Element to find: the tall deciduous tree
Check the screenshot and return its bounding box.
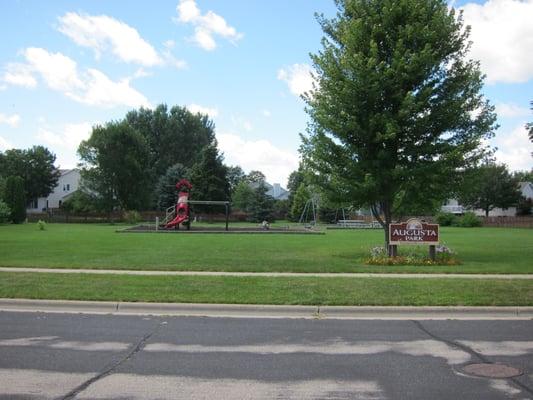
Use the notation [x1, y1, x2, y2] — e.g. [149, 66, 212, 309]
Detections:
[78, 122, 151, 212]
[0, 146, 60, 201]
[125, 104, 215, 179]
[459, 162, 522, 217]
[302, 0, 497, 251]
[226, 165, 246, 195]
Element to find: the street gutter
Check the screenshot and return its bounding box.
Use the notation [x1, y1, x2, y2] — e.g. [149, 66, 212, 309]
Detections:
[1, 299, 532, 320]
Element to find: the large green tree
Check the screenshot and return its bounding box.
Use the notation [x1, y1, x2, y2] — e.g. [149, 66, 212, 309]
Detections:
[125, 104, 216, 179]
[302, 0, 497, 250]
[232, 180, 255, 212]
[458, 162, 522, 217]
[189, 144, 230, 213]
[0, 146, 60, 201]
[78, 122, 151, 212]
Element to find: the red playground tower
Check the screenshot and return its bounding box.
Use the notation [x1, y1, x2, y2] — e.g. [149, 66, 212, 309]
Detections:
[163, 179, 192, 230]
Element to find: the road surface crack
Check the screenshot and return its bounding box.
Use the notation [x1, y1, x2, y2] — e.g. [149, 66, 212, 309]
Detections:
[58, 320, 165, 400]
[411, 320, 533, 397]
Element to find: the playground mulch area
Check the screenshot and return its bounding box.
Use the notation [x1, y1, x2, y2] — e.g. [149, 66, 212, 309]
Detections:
[120, 224, 325, 235]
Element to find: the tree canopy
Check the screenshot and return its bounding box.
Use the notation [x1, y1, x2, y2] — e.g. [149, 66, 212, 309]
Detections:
[301, 0, 497, 249]
[125, 104, 216, 179]
[0, 146, 60, 201]
[78, 121, 151, 212]
[458, 162, 522, 217]
[189, 144, 230, 212]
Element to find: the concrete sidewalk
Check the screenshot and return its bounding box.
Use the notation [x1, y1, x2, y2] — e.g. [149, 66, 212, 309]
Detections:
[1, 267, 533, 279]
[1, 299, 533, 320]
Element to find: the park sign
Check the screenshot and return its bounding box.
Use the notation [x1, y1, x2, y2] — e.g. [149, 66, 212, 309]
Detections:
[389, 218, 439, 245]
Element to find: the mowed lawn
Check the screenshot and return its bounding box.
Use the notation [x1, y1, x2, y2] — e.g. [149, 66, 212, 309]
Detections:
[0, 223, 532, 273]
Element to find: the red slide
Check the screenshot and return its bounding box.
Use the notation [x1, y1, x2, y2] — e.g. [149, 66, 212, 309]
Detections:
[164, 179, 192, 229]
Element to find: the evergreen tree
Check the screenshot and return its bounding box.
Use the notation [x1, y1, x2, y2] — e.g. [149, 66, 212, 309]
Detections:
[249, 181, 275, 222]
[189, 144, 230, 213]
[302, 0, 497, 251]
[4, 176, 26, 224]
[155, 163, 191, 210]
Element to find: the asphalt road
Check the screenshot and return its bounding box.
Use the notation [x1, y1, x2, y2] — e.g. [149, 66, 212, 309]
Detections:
[0, 311, 532, 399]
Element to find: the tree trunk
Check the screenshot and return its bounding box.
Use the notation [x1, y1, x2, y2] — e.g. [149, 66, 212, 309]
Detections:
[485, 208, 489, 217]
[372, 201, 393, 256]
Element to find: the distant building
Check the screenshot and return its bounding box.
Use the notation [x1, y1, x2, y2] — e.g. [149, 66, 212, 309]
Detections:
[441, 181, 533, 217]
[267, 183, 289, 200]
[27, 169, 80, 212]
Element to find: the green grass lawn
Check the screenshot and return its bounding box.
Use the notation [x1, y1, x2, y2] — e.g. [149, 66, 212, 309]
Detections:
[0, 223, 531, 273]
[0, 272, 531, 306]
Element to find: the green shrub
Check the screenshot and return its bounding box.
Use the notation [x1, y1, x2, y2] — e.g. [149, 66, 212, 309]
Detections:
[0, 201, 10, 224]
[457, 212, 482, 227]
[37, 220, 46, 231]
[124, 210, 142, 224]
[435, 212, 457, 226]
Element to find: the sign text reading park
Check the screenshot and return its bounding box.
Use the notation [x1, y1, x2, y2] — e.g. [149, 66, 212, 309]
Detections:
[389, 218, 439, 245]
[389, 218, 440, 259]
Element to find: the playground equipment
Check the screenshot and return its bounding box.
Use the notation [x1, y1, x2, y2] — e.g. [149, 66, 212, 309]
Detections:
[161, 179, 231, 231]
[299, 197, 319, 227]
[163, 179, 192, 230]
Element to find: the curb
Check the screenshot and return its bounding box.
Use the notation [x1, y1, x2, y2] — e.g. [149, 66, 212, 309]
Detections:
[1, 299, 533, 320]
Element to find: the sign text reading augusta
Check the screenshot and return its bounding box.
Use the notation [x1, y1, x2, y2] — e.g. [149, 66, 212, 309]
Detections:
[389, 218, 439, 245]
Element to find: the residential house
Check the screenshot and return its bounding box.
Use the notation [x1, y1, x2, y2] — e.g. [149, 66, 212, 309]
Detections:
[441, 181, 533, 217]
[26, 169, 80, 212]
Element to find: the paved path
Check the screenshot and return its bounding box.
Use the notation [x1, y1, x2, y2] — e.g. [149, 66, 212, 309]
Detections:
[1, 267, 533, 279]
[1, 311, 532, 399]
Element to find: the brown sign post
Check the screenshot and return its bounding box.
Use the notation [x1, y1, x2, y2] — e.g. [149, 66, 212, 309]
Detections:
[389, 218, 439, 259]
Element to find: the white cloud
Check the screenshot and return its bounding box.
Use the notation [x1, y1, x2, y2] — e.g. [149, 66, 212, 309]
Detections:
[231, 115, 253, 132]
[36, 122, 93, 168]
[24, 47, 85, 93]
[2, 63, 37, 88]
[36, 122, 92, 150]
[5, 48, 150, 108]
[492, 124, 533, 171]
[217, 132, 299, 186]
[460, 0, 533, 83]
[0, 113, 20, 127]
[262, 109, 271, 117]
[0, 135, 13, 151]
[57, 12, 162, 66]
[69, 69, 150, 108]
[495, 102, 531, 118]
[163, 39, 176, 49]
[176, 0, 243, 51]
[187, 103, 218, 118]
[277, 63, 315, 97]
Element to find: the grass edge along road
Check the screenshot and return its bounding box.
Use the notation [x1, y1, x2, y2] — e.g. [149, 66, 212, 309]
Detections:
[1, 272, 532, 306]
[0, 223, 532, 274]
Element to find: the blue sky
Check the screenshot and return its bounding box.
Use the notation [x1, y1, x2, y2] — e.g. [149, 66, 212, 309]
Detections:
[0, 0, 532, 186]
